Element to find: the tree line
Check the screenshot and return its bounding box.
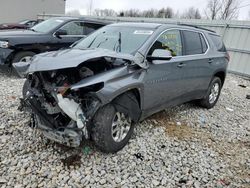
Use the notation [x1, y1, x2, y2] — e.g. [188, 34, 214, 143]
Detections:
[67, 0, 242, 20]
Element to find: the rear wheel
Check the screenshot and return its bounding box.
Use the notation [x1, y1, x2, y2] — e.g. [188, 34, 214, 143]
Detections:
[92, 103, 135, 153]
[199, 77, 222, 109]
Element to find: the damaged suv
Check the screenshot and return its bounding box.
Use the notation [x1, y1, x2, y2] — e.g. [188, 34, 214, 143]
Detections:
[14, 23, 229, 153]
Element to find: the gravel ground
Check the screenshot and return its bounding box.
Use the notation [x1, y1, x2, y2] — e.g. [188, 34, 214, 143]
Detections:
[0, 68, 249, 188]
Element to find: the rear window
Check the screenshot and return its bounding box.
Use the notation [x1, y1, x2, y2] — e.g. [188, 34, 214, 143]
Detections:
[182, 31, 203, 55]
[209, 34, 226, 52]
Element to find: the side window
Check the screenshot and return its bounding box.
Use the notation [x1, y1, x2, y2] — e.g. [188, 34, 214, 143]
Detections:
[60, 21, 85, 35]
[200, 33, 208, 53]
[182, 31, 203, 55]
[148, 30, 182, 56]
[83, 23, 103, 35]
[209, 34, 226, 52]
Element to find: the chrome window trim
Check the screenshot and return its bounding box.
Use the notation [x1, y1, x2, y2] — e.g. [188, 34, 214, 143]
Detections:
[146, 28, 210, 59]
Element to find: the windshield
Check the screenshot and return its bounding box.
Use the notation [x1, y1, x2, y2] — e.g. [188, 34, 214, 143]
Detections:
[31, 18, 64, 33]
[74, 26, 155, 54]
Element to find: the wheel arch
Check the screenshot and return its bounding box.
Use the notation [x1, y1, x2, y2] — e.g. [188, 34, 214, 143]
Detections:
[213, 71, 226, 86]
[111, 88, 143, 122]
[9, 48, 40, 63]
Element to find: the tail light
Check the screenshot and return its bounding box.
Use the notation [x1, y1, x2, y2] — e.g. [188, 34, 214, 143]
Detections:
[226, 52, 230, 62]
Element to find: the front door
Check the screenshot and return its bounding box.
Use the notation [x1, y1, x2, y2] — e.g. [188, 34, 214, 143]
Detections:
[143, 29, 187, 112]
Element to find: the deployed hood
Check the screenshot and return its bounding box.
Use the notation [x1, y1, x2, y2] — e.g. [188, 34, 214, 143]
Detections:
[26, 48, 146, 73]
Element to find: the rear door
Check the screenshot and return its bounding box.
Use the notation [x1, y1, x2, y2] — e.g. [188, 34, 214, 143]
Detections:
[179, 30, 212, 98]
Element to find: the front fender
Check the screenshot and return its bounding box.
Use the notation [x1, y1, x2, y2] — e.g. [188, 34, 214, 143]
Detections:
[71, 66, 128, 90]
[70, 66, 146, 109]
[95, 70, 145, 108]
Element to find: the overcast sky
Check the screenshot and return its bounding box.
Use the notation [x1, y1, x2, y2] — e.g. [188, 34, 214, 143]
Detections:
[66, 0, 250, 20]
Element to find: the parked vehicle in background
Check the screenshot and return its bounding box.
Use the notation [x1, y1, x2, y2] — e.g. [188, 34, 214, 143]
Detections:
[0, 17, 108, 66]
[14, 23, 229, 153]
[0, 19, 42, 30]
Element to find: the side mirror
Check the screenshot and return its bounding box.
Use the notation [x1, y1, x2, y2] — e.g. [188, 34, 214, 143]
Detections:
[54, 29, 67, 38]
[147, 49, 172, 62]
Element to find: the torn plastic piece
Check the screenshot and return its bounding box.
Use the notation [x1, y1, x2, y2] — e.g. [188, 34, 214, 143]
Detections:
[218, 179, 231, 186]
[226, 107, 234, 112]
[57, 94, 85, 129]
[238, 84, 247, 88]
[176, 122, 181, 126]
[199, 114, 207, 126]
[82, 146, 91, 155]
[179, 179, 187, 184]
[134, 153, 144, 161]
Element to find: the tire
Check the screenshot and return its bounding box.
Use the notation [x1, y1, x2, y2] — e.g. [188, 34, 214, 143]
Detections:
[12, 51, 36, 63]
[22, 79, 30, 98]
[92, 103, 135, 153]
[199, 77, 222, 109]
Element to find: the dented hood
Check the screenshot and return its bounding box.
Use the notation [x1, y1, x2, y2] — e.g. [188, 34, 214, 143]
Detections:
[24, 48, 146, 73]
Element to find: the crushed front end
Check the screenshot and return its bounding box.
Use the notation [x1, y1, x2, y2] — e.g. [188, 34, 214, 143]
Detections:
[20, 67, 102, 147]
[14, 48, 142, 148]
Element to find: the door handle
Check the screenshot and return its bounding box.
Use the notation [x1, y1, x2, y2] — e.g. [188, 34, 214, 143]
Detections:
[208, 59, 213, 64]
[177, 63, 186, 68]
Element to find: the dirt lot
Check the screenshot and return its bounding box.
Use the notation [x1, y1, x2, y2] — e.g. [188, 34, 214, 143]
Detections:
[0, 68, 249, 188]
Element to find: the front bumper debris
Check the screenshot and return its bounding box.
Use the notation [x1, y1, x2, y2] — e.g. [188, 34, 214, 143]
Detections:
[42, 127, 82, 147]
[19, 92, 87, 148]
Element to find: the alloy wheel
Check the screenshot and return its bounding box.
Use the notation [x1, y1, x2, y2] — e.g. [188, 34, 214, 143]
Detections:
[209, 82, 220, 104]
[111, 112, 131, 142]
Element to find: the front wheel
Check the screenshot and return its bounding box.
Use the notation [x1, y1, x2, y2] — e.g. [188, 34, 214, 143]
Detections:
[199, 77, 222, 109]
[91, 104, 134, 153]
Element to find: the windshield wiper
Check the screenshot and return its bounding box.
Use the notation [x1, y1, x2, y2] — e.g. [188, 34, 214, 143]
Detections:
[113, 32, 122, 52]
[118, 32, 121, 52]
[88, 31, 106, 48]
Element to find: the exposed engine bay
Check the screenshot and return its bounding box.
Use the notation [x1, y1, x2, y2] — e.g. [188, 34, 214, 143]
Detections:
[20, 57, 132, 147]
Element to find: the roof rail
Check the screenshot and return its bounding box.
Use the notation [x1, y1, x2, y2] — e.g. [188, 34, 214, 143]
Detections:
[177, 23, 216, 33]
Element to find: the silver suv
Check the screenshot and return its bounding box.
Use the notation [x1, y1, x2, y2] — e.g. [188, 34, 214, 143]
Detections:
[14, 22, 229, 153]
